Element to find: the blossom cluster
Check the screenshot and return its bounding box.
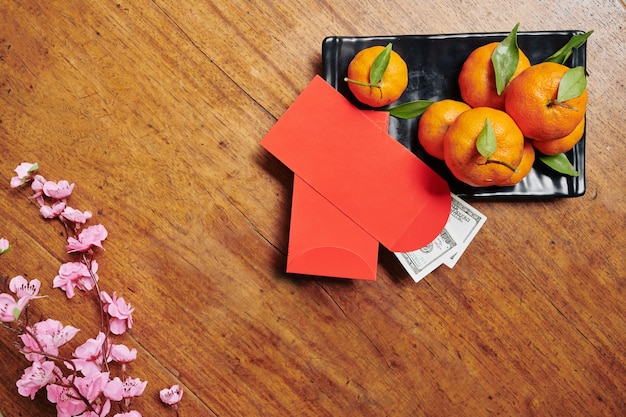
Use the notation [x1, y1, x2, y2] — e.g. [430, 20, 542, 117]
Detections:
[1, 163, 182, 416]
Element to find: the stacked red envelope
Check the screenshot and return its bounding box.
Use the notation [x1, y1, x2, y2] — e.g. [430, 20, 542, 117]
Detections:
[261, 76, 452, 280]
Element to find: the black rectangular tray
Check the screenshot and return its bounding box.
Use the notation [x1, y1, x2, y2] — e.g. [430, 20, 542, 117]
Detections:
[322, 31, 587, 199]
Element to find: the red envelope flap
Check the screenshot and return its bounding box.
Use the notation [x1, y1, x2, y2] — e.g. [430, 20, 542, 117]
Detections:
[287, 246, 377, 280]
[261, 76, 451, 252]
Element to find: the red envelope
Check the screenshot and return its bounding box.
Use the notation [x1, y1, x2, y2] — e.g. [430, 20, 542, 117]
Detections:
[261, 75, 451, 253]
[288, 175, 379, 280]
[286, 111, 389, 281]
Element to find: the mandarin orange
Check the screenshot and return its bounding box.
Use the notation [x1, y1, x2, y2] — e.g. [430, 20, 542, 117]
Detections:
[504, 62, 588, 141]
[418, 99, 471, 160]
[458, 42, 531, 110]
[443, 107, 524, 187]
[531, 118, 585, 155]
[345, 44, 408, 108]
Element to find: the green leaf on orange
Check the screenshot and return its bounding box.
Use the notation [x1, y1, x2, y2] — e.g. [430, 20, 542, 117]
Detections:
[538, 153, 580, 176]
[557, 66, 587, 103]
[544, 31, 593, 64]
[492, 23, 521, 95]
[476, 118, 497, 158]
[369, 43, 392, 86]
[387, 100, 434, 119]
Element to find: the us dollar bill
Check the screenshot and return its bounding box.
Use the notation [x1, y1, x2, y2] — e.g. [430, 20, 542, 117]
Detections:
[395, 193, 486, 282]
[395, 228, 459, 282]
[443, 194, 487, 268]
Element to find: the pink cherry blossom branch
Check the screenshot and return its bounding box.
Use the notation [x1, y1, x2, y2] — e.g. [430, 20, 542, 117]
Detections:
[4, 162, 183, 416]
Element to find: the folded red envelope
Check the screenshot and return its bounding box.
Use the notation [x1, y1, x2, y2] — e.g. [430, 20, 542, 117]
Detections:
[286, 110, 389, 280]
[261, 75, 451, 253]
[288, 175, 379, 280]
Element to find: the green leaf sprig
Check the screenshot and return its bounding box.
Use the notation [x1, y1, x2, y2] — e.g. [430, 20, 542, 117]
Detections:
[369, 43, 392, 86]
[476, 118, 518, 172]
[557, 66, 587, 103]
[544, 31, 593, 64]
[538, 153, 580, 176]
[492, 23, 521, 95]
[344, 43, 393, 90]
[476, 118, 497, 158]
[386, 100, 434, 119]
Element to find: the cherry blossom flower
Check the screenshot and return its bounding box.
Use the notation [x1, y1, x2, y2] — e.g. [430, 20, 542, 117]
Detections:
[0, 237, 11, 254]
[9, 275, 42, 299]
[100, 291, 134, 335]
[0, 292, 29, 322]
[160, 384, 183, 405]
[76, 371, 110, 403]
[104, 376, 147, 402]
[66, 224, 108, 253]
[20, 319, 80, 362]
[53, 260, 99, 298]
[29, 174, 47, 205]
[10, 162, 38, 188]
[110, 343, 137, 364]
[16, 360, 59, 399]
[62, 206, 93, 224]
[0, 293, 17, 322]
[46, 378, 88, 417]
[40, 199, 67, 219]
[103, 376, 124, 401]
[72, 332, 107, 376]
[43, 179, 75, 199]
[121, 377, 147, 398]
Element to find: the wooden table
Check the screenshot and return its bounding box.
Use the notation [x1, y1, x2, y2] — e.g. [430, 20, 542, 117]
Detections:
[1, 1, 624, 416]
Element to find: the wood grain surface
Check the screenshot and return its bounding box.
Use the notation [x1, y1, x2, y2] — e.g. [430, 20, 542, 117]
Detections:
[0, 1, 624, 416]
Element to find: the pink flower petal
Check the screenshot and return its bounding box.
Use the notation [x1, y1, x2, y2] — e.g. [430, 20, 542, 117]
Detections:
[160, 384, 183, 405]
